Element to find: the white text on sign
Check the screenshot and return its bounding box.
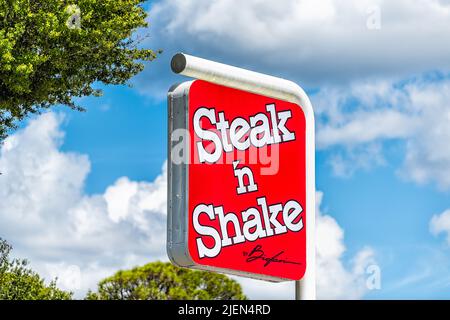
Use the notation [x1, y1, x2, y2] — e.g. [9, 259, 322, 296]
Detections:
[194, 104, 296, 163]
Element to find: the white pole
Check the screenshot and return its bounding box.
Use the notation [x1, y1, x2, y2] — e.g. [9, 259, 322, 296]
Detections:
[171, 53, 316, 300]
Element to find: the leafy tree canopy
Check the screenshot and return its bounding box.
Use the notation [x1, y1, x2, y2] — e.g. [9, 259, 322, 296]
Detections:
[86, 261, 247, 300]
[0, 0, 158, 141]
[0, 237, 72, 300]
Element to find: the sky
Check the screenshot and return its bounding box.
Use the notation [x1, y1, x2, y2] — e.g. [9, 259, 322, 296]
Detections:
[2, 0, 450, 299]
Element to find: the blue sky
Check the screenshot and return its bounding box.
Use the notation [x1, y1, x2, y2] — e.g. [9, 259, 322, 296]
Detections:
[61, 85, 167, 194]
[2, 0, 450, 299]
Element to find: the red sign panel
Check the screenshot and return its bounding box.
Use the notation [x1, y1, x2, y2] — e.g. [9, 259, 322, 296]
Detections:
[168, 79, 307, 281]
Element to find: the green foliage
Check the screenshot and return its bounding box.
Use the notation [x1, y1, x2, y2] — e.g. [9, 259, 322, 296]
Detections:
[86, 261, 247, 300]
[0, 0, 158, 141]
[0, 237, 72, 300]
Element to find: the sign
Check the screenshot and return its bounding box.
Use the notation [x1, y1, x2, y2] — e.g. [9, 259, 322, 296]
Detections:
[167, 79, 308, 281]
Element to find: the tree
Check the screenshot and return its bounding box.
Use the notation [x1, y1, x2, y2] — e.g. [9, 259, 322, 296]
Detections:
[86, 261, 247, 300]
[0, 237, 72, 300]
[0, 0, 159, 141]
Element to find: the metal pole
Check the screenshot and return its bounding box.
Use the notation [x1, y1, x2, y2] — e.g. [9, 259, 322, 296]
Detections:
[296, 281, 302, 300]
[171, 53, 316, 300]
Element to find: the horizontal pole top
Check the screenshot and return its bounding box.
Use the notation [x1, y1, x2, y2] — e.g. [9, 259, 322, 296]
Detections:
[170, 52, 314, 121]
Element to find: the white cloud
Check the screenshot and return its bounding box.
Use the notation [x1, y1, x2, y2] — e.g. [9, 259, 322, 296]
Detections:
[312, 78, 419, 148]
[328, 143, 385, 178]
[0, 113, 167, 297]
[430, 209, 450, 245]
[316, 192, 376, 299]
[139, 0, 450, 96]
[317, 110, 418, 148]
[401, 80, 450, 190]
[45, 263, 82, 292]
[237, 192, 376, 300]
[0, 113, 374, 299]
[311, 74, 450, 188]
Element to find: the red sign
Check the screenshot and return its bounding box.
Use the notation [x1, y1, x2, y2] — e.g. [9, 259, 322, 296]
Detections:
[168, 80, 307, 281]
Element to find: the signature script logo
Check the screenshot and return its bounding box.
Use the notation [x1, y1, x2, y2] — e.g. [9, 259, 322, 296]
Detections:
[243, 245, 301, 267]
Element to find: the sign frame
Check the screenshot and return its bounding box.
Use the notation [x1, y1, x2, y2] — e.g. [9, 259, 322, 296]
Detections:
[166, 53, 316, 299]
